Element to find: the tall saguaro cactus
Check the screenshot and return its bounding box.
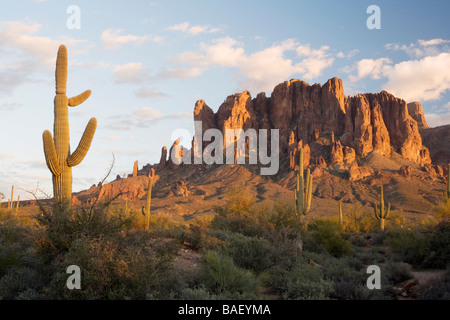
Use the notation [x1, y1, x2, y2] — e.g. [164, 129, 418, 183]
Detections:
[43, 44, 97, 204]
[142, 168, 155, 230]
[339, 200, 343, 225]
[295, 147, 312, 217]
[373, 186, 390, 231]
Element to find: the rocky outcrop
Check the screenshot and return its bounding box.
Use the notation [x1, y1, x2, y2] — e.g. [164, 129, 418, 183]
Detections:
[165, 77, 431, 172]
[420, 125, 450, 165]
[159, 146, 168, 169]
[348, 163, 373, 181]
[399, 165, 412, 178]
[171, 180, 189, 197]
[407, 102, 429, 129]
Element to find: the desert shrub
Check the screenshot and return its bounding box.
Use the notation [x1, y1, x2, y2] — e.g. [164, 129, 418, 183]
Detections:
[0, 266, 44, 300]
[353, 246, 387, 265]
[197, 250, 258, 296]
[265, 264, 333, 300]
[383, 261, 412, 284]
[0, 210, 50, 299]
[386, 221, 450, 268]
[221, 233, 274, 273]
[45, 231, 178, 299]
[386, 210, 406, 230]
[434, 197, 450, 222]
[35, 201, 131, 260]
[0, 212, 35, 276]
[268, 202, 304, 231]
[341, 204, 378, 233]
[307, 219, 353, 257]
[419, 267, 450, 300]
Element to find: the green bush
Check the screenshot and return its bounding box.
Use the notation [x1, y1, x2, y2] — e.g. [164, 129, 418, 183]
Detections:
[386, 221, 450, 268]
[198, 250, 258, 296]
[383, 261, 412, 284]
[265, 264, 333, 300]
[308, 219, 353, 257]
[341, 204, 378, 233]
[221, 233, 274, 274]
[45, 232, 178, 299]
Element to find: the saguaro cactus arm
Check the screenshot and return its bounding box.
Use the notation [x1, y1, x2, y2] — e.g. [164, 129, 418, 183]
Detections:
[43, 130, 61, 176]
[68, 90, 92, 107]
[67, 117, 97, 167]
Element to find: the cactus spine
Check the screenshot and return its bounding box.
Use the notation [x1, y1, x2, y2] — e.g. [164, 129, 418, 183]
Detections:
[373, 186, 390, 231]
[142, 168, 155, 230]
[43, 45, 97, 204]
[295, 147, 312, 216]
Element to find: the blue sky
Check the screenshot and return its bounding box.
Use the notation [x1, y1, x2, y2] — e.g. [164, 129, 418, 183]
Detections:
[0, 0, 449, 200]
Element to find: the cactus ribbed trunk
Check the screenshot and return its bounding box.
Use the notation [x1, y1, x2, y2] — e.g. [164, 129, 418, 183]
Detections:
[43, 45, 96, 205]
[295, 147, 312, 217]
[373, 186, 390, 231]
[142, 168, 155, 230]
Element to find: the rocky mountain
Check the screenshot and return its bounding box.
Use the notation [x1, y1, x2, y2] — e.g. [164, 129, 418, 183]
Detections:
[184, 77, 431, 170]
[72, 77, 449, 220]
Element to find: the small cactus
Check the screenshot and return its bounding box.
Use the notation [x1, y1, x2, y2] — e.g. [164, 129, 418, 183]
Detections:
[15, 195, 20, 213]
[373, 186, 390, 231]
[8, 185, 13, 210]
[133, 160, 138, 177]
[141, 168, 155, 230]
[42, 44, 97, 204]
[445, 164, 450, 199]
[295, 147, 312, 217]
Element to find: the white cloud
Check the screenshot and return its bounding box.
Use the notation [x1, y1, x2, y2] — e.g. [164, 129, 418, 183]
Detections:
[337, 49, 359, 59]
[384, 53, 450, 101]
[345, 52, 450, 102]
[134, 87, 168, 99]
[101, 28, 163, 50]
[106, 107, 190, 131]
[167, 22, 221, 35]
[385, 38, 449, 59]
[418, 39, 450, 47]
[0, 20, 84, 92]
[166, 37, 334, 93]
[133, 107, 164, 120]
[347, 57, 393, 82]
[112, 63, 149, 83]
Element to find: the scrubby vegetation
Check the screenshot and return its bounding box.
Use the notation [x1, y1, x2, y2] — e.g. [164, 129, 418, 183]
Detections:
[0, 187, 449, 300]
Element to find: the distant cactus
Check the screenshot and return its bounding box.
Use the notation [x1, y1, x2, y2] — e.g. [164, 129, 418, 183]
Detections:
[8, 185, 13, 210]
[42, 45, 97, 204]
[142, 168, 155, 230]
[339, 200, 343, 225]
[133, 160, 138, 177]
[446, 164, 450, 199]
[295, 147, 312, 217]
[15, 195, 20, 213]
[373, 186, 390, 231]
